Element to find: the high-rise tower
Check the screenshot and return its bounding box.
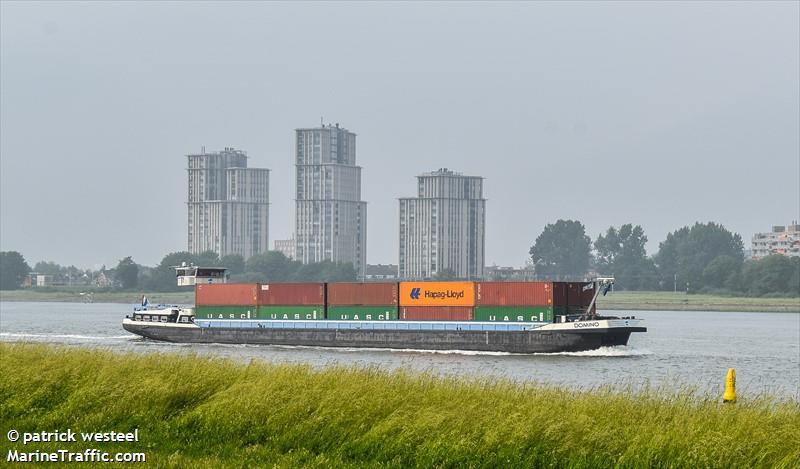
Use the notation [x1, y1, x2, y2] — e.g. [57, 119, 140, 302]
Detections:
[294, 124, 367, 276]
[399, 168, 485, 279]
[187, 147, 269, 259]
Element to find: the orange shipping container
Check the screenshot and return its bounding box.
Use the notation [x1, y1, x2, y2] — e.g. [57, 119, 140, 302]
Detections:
[399, 281, 475, 307]
[196, 283, 259, 306]
[476, 282, 552, 306]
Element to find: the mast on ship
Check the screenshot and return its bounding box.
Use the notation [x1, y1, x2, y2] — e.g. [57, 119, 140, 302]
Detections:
[584, 277, 615, 320]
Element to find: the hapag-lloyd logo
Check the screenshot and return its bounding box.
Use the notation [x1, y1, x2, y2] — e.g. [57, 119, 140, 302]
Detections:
[409, 288, 466, 301]
[426, 290, 465, 300]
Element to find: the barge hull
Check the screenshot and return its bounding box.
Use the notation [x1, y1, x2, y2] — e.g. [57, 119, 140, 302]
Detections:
[123, 321, 643, 353]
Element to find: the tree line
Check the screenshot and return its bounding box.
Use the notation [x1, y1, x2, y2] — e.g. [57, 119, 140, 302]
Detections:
[529, 220, 799, 296]
[2, 220, 798, 296]
[0, 250, 357, 292]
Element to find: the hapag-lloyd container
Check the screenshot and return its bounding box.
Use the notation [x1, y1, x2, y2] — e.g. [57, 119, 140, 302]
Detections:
[475, 282, 552, 306]
[400, 306, 473, 321]
[473, 306, 553, 323]
[327, 283, 398, 306]
[327, 305, 399, 321]
[399, 282, 475, 307]
[196, 283, 258, 306]
[258, 283, 325, 305]
[195, 305, 258, 320]
[257, 305, 324, 320]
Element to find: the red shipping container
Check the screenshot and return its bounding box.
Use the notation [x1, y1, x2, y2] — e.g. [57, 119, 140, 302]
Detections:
[258, 283, 325, 305]
[327, 282, 398, 306]
[552, 282, 568, 308]
[196, 283, 258, 306]
[567, 282, 595, 306]
[400, 306, 473, 321]
[475, 282, 552, 306]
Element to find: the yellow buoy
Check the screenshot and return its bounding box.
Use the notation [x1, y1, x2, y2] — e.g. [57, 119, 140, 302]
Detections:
[723, 368, 736, 403]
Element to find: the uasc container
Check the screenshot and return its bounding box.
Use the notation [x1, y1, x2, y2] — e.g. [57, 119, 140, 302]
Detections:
[475, 282, 552, 306]
[258, 283, 325, 306]
[399, 281, 475, 307]
[400, 306, 473, 321]
[194, 305, 258, 320]
[327, 305, 398, 321]
[473, 306, 553, 323]
[327, 283, 398, 306]
[196, 283, 258, 306]
[257, 305, 324, 320]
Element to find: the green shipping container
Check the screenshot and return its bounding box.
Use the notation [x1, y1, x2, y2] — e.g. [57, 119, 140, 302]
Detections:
[257, 305, 325, 320]
[473, 306, 553, 323]
[195, 305, 258, 320]
[327, 305, 398, 321]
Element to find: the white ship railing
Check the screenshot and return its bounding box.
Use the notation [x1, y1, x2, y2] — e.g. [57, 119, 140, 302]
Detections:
[194, 319, 550, 332]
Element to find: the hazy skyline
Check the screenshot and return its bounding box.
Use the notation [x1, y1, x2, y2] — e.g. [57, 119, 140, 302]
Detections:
[1, 2, 798, 269]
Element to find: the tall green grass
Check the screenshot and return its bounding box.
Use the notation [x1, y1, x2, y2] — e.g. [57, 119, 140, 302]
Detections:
[1, 343, 798, 468]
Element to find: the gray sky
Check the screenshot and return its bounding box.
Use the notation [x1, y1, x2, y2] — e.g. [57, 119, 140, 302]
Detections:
[1, 1, 798, 269]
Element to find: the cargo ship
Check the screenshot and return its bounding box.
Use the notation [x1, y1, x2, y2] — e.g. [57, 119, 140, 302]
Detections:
[123, 266, 645, 353]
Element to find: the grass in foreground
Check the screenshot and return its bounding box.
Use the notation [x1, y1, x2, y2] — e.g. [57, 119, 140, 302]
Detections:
[1, 343, 798, 468]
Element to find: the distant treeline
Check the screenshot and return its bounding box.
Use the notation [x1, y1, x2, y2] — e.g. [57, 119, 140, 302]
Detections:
[529, 220, 799, 296]
[2, 220, 798, 296]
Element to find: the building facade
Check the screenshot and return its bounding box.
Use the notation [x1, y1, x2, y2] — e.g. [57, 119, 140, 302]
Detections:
[294, 124, 367, 276]
[365, 264, 399, 281]
[187, 147, 270, 259]
[484, 264, 536, 281]
[273, 237, 296, 260]
[399, 168, 485, 280]
[751, 222, 800, 259]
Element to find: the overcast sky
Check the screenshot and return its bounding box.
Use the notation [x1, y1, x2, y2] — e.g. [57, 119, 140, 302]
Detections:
[1, 2, 798, 269]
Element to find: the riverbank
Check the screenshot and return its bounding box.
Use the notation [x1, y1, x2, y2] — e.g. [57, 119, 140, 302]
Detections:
[598, 291, 800, 312]
[0, 343, 797, 468]
[2, 289, 797, 312]
[0, 289, 194, 304]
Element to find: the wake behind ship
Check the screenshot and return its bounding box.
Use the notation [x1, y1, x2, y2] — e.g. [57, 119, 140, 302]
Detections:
[123, 267, 645, 353]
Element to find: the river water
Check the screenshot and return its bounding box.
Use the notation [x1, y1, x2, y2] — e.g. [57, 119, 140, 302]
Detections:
[1, 301, 798, 399]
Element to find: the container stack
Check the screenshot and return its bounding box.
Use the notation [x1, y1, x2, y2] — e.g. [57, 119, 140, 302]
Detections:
[474, 282, 553, 322]
[195, 283, 259, 320]
[192, 280, 590, 323]
[552, 282, 596, 316]
[257, 283, 325, 320]
[399, 281, 475, 320]
[326, 283, 399, 320]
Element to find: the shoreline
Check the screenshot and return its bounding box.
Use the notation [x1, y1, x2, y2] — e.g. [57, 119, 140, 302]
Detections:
[1, 290, 797, 312]
[1, 343, 797, 468]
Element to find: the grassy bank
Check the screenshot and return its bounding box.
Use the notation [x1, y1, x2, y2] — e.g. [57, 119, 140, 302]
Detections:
[597, 291, 800, 312]
[2, 288, 798, 312]
[1, 344, 798, 468]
